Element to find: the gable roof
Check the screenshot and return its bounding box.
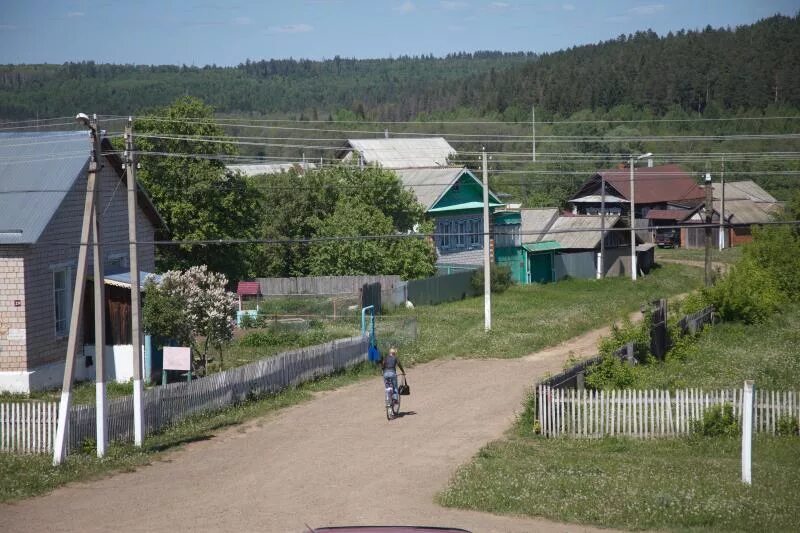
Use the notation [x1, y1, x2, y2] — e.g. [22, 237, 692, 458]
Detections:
[541, 215, 621, 249]
[228, 162, 316, 176]
[341, 137, 456, 169]
[714, 198, 774, 224]
[519, 208, 559, 243]
[392, 167, 502, 211]
[0, 131, 165, 245]
[712, 180, 777, 203]
[576, 164, 705, 205]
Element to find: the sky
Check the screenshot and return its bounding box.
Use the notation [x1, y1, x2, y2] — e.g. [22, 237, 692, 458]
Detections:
[0, 0, 797, 66]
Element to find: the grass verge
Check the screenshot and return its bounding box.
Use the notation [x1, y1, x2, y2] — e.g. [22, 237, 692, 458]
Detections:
[439, 434, 800, 532]
[656, 246, 743, 264]
[0, 361, 378, 503]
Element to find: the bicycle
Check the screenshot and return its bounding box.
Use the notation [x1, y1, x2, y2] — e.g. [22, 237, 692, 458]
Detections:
[384, 374, 401, 420]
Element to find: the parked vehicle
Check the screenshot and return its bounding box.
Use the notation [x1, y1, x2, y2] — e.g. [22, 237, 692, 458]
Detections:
[655, 229, 680, 248]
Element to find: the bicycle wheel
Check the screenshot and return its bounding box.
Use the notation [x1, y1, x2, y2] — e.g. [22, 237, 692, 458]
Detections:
[392, 394, 400, 417]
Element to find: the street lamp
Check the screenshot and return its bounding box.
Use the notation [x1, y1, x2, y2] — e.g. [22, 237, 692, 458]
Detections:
[629, 152, 652, 281]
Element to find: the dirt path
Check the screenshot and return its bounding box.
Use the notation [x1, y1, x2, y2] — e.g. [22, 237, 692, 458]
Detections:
[1, 323, 629, 533]
[657, 257, 730, 274]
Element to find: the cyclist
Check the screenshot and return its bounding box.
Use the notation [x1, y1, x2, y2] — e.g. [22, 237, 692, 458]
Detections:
[381, 347, 405, 399]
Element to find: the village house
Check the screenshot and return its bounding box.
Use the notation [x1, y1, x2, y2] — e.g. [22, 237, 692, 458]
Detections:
[0, 131, 164, 393]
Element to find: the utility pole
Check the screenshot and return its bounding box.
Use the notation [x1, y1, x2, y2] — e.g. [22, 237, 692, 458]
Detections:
[599, 176, 606, 279]
[92, 118, 108, 457]
[54, 113, 103, 465]
[125, 118, 145, 447]
[629, 157, 637, 281]
[531, 104, 536, 163]
[482, 148, 492, 332]
[719, 158, 726, 250]
[704, 172, 713, 287]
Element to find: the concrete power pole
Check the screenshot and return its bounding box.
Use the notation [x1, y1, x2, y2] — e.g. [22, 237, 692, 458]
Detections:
[599, 176, 606, 279]
[482, 148, 492, 332]
[704, 172, 713, 286]
[92, 120, 108, 457]
[125, 118, 145, 447]
[54, 113, 105, 465]
[719, 158, 726, 250]
[531, 104, 536, 163]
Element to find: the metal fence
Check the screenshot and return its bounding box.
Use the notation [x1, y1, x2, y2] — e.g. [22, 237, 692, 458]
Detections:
[538, 385, 800, 438]
[405, 269, 477, 306]
[256, 275, 401, 296]
[1, 336, 368, 454]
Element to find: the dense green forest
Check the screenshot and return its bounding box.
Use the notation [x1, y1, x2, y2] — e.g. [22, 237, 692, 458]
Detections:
[2, 14, 798, 206]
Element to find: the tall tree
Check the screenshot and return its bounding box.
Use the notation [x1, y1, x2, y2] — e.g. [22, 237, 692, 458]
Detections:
[134, 97, 263, 283]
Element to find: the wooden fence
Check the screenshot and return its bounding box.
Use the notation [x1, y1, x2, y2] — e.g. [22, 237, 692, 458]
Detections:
[537, 385, 800, 438]
[1, 336, 367, 454]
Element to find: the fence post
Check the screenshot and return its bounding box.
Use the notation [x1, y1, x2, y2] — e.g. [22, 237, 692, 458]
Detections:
[742, 380, 754, 485]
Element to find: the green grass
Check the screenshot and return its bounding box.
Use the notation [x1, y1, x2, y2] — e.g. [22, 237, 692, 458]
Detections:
[0, 361, 379, 503]
[656, 246, 743, 265]
[629, 303, 800, 390]
[439, 435, 800, 532]
[392, 263, 703, 364]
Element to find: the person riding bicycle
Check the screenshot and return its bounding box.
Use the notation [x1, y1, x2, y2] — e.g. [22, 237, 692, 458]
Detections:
[381, 347, 405, 398]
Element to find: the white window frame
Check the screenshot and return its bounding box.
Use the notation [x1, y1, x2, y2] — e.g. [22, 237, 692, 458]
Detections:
[52, 264, 75, 338]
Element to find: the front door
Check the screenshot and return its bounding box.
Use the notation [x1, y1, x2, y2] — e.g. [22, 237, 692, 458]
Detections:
[529, 253, 553, 284]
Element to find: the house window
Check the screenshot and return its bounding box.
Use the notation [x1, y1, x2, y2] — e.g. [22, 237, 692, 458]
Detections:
[53, 266, 74, 337]
[438, 216, 484, 252]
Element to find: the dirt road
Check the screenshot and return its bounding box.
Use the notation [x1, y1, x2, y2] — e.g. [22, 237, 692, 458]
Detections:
[1, 324, 623, 533]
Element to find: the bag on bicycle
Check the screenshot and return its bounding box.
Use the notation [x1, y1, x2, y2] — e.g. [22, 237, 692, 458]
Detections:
[398, 375, 410, 396]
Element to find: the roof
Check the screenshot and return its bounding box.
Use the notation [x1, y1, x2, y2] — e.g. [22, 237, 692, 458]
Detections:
[584, 164, 705, 205]
[104, 271, 160, 289]
[712, 180, 777, 203]
[519, 208, 559, 243]
[237, 281, 262, 296]
[714, 198, 773, 224]
[341, 137, 456, 169]
[392, 167, 502, 211]
[569, 194, 628, 203]
[0, 131, 165, 245]
[541, 215, 620, 249]
[228, 162, 316, 176]
[645, 209, 693, 221]
[522, 240, 561, 252]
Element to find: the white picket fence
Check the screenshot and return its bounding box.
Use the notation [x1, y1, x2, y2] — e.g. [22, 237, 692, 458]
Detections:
[537, 385, 800, 438]
[0, 336, 368, 454]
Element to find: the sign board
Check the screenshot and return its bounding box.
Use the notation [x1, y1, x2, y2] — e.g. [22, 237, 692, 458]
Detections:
[7, 329, 25, 341]
[163, 346, 191, 371]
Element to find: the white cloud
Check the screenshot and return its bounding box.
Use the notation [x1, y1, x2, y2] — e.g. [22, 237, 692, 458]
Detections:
[441, 0, 468, 10]
[66, 11, 85, 18]
[562, 3, 575, 11]
[629, 3, 664, 15]
[394, 1, 416, 13]
[266, 23, 314, 34]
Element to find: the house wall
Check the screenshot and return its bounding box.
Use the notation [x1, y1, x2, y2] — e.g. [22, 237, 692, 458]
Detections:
[11, 158, 157, 392]
[0, 248, 28, 376]
[434, 212, 486, 267]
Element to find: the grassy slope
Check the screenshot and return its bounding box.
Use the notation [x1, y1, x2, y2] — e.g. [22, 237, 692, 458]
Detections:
[656, 246, 743, 265]
[395, 263, 703, 364]
[439, 303, 800, 531]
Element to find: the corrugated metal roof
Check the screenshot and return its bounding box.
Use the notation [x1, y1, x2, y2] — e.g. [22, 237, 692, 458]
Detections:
[592, 164, 705, 204]
[522, 240, 561, 252]
[343, 137, 456, 169]
[237, 281, 262, 296]
[712, 180, 777, 203]
[228, 162, 316, 176]
[714, 199, 773, 224]
[392, 167, 501, 211]
[519, 208, 559, 243]
[104, 271, 159, 289]
[645, 209, 693, 220]
[0, 131, 90, 244]
[541, 215, 620, 249]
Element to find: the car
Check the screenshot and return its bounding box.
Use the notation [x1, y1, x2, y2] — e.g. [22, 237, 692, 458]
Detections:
[655, 229, 680, 248]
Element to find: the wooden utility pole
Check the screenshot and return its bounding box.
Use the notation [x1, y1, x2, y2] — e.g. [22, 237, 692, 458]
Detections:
[482, 148, 492, 332]
[125, 118, 145, 446]
[704, 172, 713, 286]
[54, 114, 103, 465]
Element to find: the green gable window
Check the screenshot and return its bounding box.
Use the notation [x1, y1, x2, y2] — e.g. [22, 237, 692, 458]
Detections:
[437, 216, 483, 252]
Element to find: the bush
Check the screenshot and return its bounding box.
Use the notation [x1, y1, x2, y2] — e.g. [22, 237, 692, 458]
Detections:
[743, 225, 800, 301]
[471, 264, 513, 293]
[691, 404, 739, 437]
[585, 353, 637, 389]
[239, 313, 256, 329]
[704, 258, 786, 324]
[777, 415, 799, 436]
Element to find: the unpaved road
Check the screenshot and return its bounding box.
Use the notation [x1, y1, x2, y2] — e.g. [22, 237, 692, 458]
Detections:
[2, 324, 625, 533]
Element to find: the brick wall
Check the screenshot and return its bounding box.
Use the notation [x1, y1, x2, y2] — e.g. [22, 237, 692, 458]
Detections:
[0, 248, 27, 371]
[23, 157, 157, 370]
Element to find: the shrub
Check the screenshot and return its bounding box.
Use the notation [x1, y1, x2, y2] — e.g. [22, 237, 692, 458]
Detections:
[598, 316, 651, 362]
[585, 353, 637, 390]
[704, 258, 786, 324]
[471, 264, 513, 293]
[777, 415, 799, 436]
[743, 225, 800, 301]
[691, 404, 739, 437]
[239, 314, 256, 329]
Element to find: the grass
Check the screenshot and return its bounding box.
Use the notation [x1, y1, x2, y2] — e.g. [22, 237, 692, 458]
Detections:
[392, 263, 703, 364]
[629, 303, 800, 390]
[0, 361, 379, 503]
[439, 434, 800, 532]
[656, 246, 743, 265]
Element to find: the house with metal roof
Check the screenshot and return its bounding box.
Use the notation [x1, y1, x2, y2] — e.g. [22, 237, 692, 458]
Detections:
[392, 167, 504, 270]
[0, 131, 164, 393]
[339, 137, 456, 169]
[494, 208, 561, 284]
[675, 196, 777, 249]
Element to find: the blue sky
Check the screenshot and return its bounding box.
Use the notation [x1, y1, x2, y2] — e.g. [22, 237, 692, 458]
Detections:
[0, 1, 797, 65]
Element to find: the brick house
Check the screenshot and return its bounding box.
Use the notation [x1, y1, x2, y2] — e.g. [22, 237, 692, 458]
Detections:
[0, 132, 163, 393]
